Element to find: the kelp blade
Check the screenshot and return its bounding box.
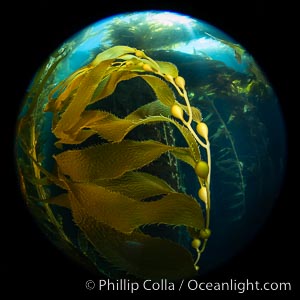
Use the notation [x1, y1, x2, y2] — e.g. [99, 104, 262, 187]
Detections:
[55, 140, 173, 181]
[53, 59, 113, 137]
[95, 171, 175, 200]
[67, 182, 204, 233]
[39, 46, 208, 279]
[71, 196, 197, 279]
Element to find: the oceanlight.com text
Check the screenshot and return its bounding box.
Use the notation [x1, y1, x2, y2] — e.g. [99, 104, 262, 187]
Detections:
[85, 278, 292, 294]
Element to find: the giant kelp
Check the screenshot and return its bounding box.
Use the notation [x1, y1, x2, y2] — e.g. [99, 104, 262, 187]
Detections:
[101, 14, 202, 51]
[192, 65, 272, 230]
[17, 46, 212, 279]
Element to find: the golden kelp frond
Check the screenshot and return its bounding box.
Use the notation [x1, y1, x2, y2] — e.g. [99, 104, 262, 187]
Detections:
[68, 182, 204, 233]
[67, 110, 112, 134]
[90, 71, 140, 104]
[53, 59, 114, 135]
[71, 199, 197, 279]
[49, 46, 196, 145]
[91, 45, 136, 66]
[156, 61, 179, 78]
[54, 109, 112, 145]
[53, 104, 203, 147]
[55, 111, 126, 145]
[171, 147, 196, 168]
[50, 48, 182, 138]
[89, 115, 134, 143]
[90, 99, 200, 155]
[95, 171, 175, 200]
[39, 46, 213, 276]
[90, 115, 174, 143]
[140, 75, 176, 107]
[53, 101, 168, 145]
[125, 100, 170, 120]
[55, 140, 173, 181]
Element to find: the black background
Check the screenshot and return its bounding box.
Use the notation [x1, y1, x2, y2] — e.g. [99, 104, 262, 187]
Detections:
[5, 0, 296, 297]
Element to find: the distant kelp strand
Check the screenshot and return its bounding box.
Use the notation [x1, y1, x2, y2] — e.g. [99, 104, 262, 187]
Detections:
[16, 47, 84, 259]
[207, 99, 246, 221]
[194, 70, 269, 223]
[18, 46, 213, 279]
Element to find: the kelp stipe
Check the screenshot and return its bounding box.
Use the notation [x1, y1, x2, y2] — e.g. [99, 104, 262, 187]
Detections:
[17, 46, 212, 279]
